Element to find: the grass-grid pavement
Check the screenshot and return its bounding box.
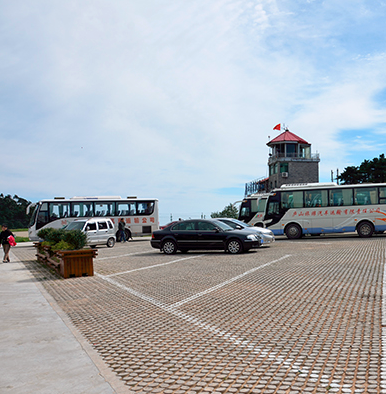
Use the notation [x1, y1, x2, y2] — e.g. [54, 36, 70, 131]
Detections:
[12, 236, 384, 393]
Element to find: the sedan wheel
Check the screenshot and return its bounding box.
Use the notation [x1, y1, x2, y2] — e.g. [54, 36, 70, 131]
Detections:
[162, 240, 177, 255]
[227, 239, 243, 254]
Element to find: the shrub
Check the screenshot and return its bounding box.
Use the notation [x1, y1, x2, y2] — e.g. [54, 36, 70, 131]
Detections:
[37, 228, 66, 244]
[63, 230, 87, 250]
[51, 241, 75, 251]
[37, 228, 53, 241]
[37, 228, 87, 250]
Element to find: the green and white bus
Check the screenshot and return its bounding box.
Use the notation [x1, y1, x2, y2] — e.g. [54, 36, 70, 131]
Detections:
[263, 183, 386, 239]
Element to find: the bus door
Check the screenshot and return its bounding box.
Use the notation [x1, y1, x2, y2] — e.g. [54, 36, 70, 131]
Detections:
[304, 190, 333, 234]
[264, 193, 283, 231]
[328, 189, 354, 232]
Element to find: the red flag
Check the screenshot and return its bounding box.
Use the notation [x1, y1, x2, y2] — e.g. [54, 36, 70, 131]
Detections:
[273, 124, 281, 130]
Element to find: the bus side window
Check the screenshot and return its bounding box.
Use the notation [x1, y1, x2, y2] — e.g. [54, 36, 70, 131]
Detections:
[354, 188, 377, 205]
[71, 203, 80, 217]
[379, 187, 386, 204]
[256, 198, 267, 212]
[282, 191, 303, 209]
[84, 203, 94, 217]
[129, 202, 137, 215]
[329, 189, 353, 206]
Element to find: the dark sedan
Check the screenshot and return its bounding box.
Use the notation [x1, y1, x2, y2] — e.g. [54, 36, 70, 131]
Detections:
[151, 219, 261, 254]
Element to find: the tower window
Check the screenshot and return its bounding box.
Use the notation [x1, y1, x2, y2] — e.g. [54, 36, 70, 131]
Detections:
[280, 163, 288, 173]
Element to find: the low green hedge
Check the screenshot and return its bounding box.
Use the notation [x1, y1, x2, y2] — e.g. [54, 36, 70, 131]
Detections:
[37, 228, 87, 250]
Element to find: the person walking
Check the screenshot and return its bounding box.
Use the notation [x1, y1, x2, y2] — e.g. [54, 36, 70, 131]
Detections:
[118, 219, 127, 243]
[1, 224, 14, 263]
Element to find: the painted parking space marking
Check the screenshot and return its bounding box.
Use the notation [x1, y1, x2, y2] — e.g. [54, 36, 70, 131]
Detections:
[170, 254, 292, 308]
[99, 254, 204, 277]
[96, 268, 349, 392]
[97, 251, 150, 260]
[286, 241, 333, 244]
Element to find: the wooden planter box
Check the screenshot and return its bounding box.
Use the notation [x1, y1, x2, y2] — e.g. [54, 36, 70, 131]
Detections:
[35, 244, 97, 279]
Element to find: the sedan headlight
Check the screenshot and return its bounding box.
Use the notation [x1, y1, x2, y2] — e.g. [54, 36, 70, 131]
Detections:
[247, 234, 259, 241]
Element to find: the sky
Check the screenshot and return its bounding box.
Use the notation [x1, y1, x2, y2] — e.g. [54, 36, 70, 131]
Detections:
[1, 0, 386, 225]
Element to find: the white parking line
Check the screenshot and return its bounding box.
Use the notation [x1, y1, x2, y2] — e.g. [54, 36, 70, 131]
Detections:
[97, 251, 150, 260]
[101, 254, 204, 277]
[96, 269, 347, 392]
[170, 255, 292, 308]
[285, 241, 333, 244]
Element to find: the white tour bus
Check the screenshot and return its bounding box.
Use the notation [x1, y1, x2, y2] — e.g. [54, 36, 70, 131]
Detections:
[238, 193, 270, 227]
[27, 196, 159, 241]
[263, 182, 386, 239]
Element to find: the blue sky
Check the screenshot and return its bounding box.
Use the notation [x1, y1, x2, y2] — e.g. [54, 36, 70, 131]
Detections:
[1, 0, 386, 224]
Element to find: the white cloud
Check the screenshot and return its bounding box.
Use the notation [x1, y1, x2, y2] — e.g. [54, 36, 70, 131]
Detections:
[1, 0, 386, 220]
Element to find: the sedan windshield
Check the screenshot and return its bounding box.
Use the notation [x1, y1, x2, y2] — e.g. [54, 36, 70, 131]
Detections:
[213, 221, 233, 231]
[231, 218, 252, 227]
[65, 221, 86, 231]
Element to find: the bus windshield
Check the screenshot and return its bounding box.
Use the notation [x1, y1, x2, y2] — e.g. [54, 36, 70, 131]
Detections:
[238, 195, 267, 226]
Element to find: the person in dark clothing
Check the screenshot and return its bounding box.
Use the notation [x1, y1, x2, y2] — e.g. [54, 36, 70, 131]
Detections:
[1, 224, 14, 263]
[118, 218, 127, 243]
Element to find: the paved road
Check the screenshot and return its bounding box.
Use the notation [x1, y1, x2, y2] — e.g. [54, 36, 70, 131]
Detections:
[7, 235, 385, 393]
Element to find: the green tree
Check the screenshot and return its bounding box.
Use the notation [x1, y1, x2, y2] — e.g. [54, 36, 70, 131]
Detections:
[211, 203, 238, 219]
[339, 154, 386, 185]
[0, 194, 32, 228]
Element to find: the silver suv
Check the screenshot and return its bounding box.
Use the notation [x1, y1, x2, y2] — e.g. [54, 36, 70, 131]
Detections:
[65, 218, 116, 248]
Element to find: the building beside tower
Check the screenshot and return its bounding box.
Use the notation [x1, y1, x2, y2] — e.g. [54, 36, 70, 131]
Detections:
[244, 126, 320, 196]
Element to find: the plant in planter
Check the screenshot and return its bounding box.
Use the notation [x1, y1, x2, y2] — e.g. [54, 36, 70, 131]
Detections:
[37, 228, 87, 250]
[35, 228, 96, 278]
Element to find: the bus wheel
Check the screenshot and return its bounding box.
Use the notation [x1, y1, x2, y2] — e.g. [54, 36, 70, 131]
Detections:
[357, 221, 374, 238]
[285, 223, 302, 239]
[115, 231, 122, 242]
[125, 229, 132, 240]
[254, 223, 264, 228]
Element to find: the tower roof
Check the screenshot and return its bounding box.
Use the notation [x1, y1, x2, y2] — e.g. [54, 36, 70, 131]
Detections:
[268, 130, 309, 145]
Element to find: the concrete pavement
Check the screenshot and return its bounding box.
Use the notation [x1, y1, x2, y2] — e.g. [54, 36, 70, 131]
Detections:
[0, 243, 128, 394]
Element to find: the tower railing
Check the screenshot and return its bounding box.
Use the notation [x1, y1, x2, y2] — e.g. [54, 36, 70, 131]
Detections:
[244, 177, 269, 196]
[268, 152, 320, 164]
